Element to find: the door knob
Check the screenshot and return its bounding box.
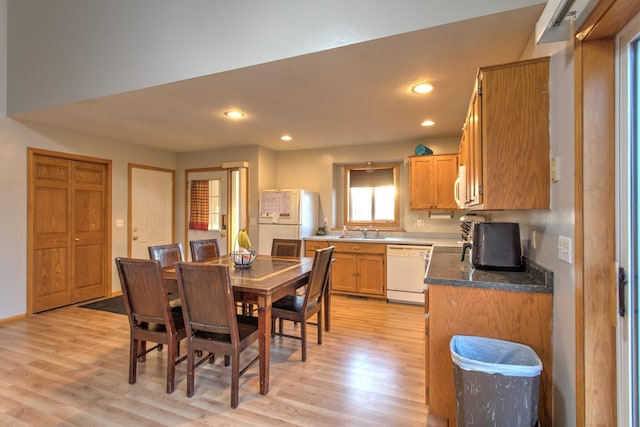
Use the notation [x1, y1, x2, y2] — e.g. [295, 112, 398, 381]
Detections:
[132, 236, 138, 241]
[133, 227, 138, 232]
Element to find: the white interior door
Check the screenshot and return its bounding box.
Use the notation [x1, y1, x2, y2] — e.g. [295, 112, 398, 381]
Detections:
[186, 170, 228, 258]
[130, 166, 175, 259]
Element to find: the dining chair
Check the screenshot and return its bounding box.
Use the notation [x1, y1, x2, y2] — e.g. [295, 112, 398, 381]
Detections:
[175, 262, 260, 408]
[189, 238, 220, 262]
[270, 238, 302, 258]
[148, 242, 185, 268]
[271, 245, 335, 361]
[115, 257, 188, 394]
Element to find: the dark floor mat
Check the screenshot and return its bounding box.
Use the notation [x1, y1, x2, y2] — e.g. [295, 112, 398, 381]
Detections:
[79, 296, 125, 315]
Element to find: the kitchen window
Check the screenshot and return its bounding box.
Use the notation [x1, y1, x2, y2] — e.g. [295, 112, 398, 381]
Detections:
[343, 163, 399, 227]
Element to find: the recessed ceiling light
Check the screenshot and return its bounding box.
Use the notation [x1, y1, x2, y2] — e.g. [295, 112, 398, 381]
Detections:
[412, 83, 434, 94]
[421, 120, 436, 127]
[224, 110, 245, 119]
[281, 135, 292, 141]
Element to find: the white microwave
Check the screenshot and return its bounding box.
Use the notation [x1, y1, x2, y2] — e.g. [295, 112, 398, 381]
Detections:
[454, 165, 467, 209]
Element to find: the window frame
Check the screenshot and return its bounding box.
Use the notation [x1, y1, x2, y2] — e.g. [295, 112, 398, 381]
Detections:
[343, 162, 400, 228]
[207, 178, 222, 231]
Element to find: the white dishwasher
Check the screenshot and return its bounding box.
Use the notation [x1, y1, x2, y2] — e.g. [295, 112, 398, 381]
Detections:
[386, 244, 432, 305]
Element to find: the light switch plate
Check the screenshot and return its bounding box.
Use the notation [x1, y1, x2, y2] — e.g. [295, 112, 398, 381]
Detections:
[558, 235, 572, 264]
[115, 219, 124, 227]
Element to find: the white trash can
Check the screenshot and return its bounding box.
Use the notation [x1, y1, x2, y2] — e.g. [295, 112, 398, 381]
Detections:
[450, 335, 542, 427]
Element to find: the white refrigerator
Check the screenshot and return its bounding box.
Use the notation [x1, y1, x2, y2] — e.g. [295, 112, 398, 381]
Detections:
[258, 189, 318, 255]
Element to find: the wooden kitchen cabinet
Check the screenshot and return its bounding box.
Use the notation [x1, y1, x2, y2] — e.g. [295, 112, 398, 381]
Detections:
[428, 285, 552, 427]
[331, 242, 386, 298]
[409, 154, 458, 210]
[459, 57, 550, 210]
[305, 240, 328, 257]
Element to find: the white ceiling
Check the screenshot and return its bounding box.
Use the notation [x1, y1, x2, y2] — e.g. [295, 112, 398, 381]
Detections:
[12, 5, 545, 153]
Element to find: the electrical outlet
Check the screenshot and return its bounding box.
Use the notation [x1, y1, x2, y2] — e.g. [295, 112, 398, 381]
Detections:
[530, 229, 537, 250]
[115, 219, 124, 227]
[417, 219, 425, 227]
[558, 235, 572, 264]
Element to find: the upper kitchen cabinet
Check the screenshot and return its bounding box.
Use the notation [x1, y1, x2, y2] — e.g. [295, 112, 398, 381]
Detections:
[409, 154, 458, 210]
[459, 57, 550, 210]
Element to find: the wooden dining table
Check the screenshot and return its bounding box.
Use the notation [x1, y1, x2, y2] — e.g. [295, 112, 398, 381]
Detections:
[162, 254, 318, 395]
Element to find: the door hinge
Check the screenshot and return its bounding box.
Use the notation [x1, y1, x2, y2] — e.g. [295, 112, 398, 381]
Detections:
[425, 326, 429, 336]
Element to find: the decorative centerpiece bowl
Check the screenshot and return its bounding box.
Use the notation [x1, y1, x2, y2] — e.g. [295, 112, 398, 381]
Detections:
[230, 250, 257, 268]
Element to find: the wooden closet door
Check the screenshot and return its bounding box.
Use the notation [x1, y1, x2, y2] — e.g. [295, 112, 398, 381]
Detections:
[30, 153, 109, 313]
[71, 160, 107, 303]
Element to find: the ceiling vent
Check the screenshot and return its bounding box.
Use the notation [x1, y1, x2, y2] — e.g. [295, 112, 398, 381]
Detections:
[535, 0, 597, 44]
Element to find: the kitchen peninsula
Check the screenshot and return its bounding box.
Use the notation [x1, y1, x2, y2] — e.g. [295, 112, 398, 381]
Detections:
[424, 246, 553, 426]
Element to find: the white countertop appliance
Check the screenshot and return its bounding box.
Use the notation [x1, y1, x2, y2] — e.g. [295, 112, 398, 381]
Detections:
[386, 244, 432, 305]
[258, 189, 318, 255]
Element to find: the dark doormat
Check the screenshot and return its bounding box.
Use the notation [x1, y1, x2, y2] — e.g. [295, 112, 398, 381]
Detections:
[79, 296, 125, 315]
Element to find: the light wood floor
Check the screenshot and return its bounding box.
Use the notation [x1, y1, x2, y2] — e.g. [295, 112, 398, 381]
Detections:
[0, 295, 446, 426]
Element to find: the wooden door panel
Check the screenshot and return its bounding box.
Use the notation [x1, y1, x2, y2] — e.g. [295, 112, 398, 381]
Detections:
[73, 243, 104, 301]
[357, 255, 384, 296]
[434, 155, 457, 209]
[410, 157, 435, 209]
[32, 156, 73, 312]
[331, 253, 357, 292]
[34, 187, 69, 236]
[72, 162, 106, 303]
[30, 153, 109, 313]
[33, 247, 70, 312]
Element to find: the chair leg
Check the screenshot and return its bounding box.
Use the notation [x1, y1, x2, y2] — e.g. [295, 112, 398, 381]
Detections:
[138, 340, 147, 362]
[317, 309, 323, 345]
[186, 341, 196, 398]
[129, 336, 138, 384]
[278, 318, 284, 337]
[166, 338, 177, 394]
[301, 319, 307, 362]
[231, 352, 240, 408]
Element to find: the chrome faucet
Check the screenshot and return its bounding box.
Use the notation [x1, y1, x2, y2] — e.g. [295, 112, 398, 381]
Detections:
[355, 226, 372, 238]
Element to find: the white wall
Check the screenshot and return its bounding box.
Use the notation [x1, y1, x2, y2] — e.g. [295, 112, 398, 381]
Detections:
[275, 136, 461, 234]
[0, 118, 176, 319]
[0, 0, 6, 116]
[6, 0, 544, 115]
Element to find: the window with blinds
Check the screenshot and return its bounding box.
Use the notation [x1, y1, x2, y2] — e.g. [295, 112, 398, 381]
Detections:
[344, 163, 399, 227]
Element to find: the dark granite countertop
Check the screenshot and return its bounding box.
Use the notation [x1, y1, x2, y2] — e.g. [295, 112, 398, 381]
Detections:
[425, 246, 553, 294]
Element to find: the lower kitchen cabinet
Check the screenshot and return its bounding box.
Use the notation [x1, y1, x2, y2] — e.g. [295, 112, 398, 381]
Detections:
[304, 240, 329, 257]
[428, 284, 552, 427]
[330, 242, 386, 298]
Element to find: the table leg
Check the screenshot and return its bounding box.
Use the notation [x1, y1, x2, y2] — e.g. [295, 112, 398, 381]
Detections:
[257, 296, 271, 395]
